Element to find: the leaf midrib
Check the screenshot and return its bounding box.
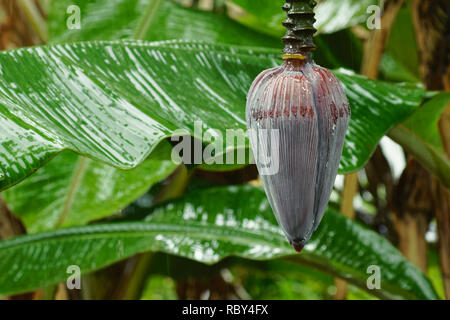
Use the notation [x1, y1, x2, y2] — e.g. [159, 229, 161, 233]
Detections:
[132, 0, 163, 40]
[55, 156, 90, 227]
[0, 222, 289, 253]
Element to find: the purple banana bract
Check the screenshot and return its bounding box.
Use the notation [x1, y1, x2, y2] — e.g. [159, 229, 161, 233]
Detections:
[246, 0, 351, 252]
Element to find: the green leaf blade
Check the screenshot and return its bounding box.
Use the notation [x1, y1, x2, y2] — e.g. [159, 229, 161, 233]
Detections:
[0, 186, 439, 299]
[0, 41, 431, 189]
[49, 0, 281, 48]
[3, 142, 178, 233]
[334, 69, 425, 172]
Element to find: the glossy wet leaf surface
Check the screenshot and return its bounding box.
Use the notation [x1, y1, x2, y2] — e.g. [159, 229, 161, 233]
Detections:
[0, 41, 268, 190]
[2, 142, 178, 233]
[333, 69, 424, 171]
[0, 41, 427, 190]
[0, 186, 438, 299]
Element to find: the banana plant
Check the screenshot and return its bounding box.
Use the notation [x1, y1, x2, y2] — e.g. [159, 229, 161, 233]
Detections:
[0, 0, 448, 299]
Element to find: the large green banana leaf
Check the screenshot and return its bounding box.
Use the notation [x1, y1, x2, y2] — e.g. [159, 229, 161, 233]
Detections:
[0, 41, 428, 191]
[0, 0, 387, 236]
[0, 185, 438, 299]
[49, 0, 280, 47]
[48, 0, 376, 42]
[2, 142, 178, 233]
[49, 0, 362, 71]
[389, 92, 450, 188]
[8, 0, 281, 234]
[380, 1, 421, 83]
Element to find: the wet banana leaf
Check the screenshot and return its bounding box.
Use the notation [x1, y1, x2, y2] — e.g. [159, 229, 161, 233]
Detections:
[402, 92, 450, 151]
[0, 186, 438, 299]
[49, 0, 361, 72]
[314, 0, 379, 34]
[0, 41, 261, 190]
[0, 41, 428, 190]
[49, 0, 147, 42]
[36, 0, 278, 232]
[331, 69, 424, 172]
[2, 142, 178, 233]
[389, 92, 450, 188]
[49, 0, 280, 47]
[380, 54, 421, 84]
[48, 0, 374, 43]
[227, 0, 378, 36]
[379, 1, 421, 83]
